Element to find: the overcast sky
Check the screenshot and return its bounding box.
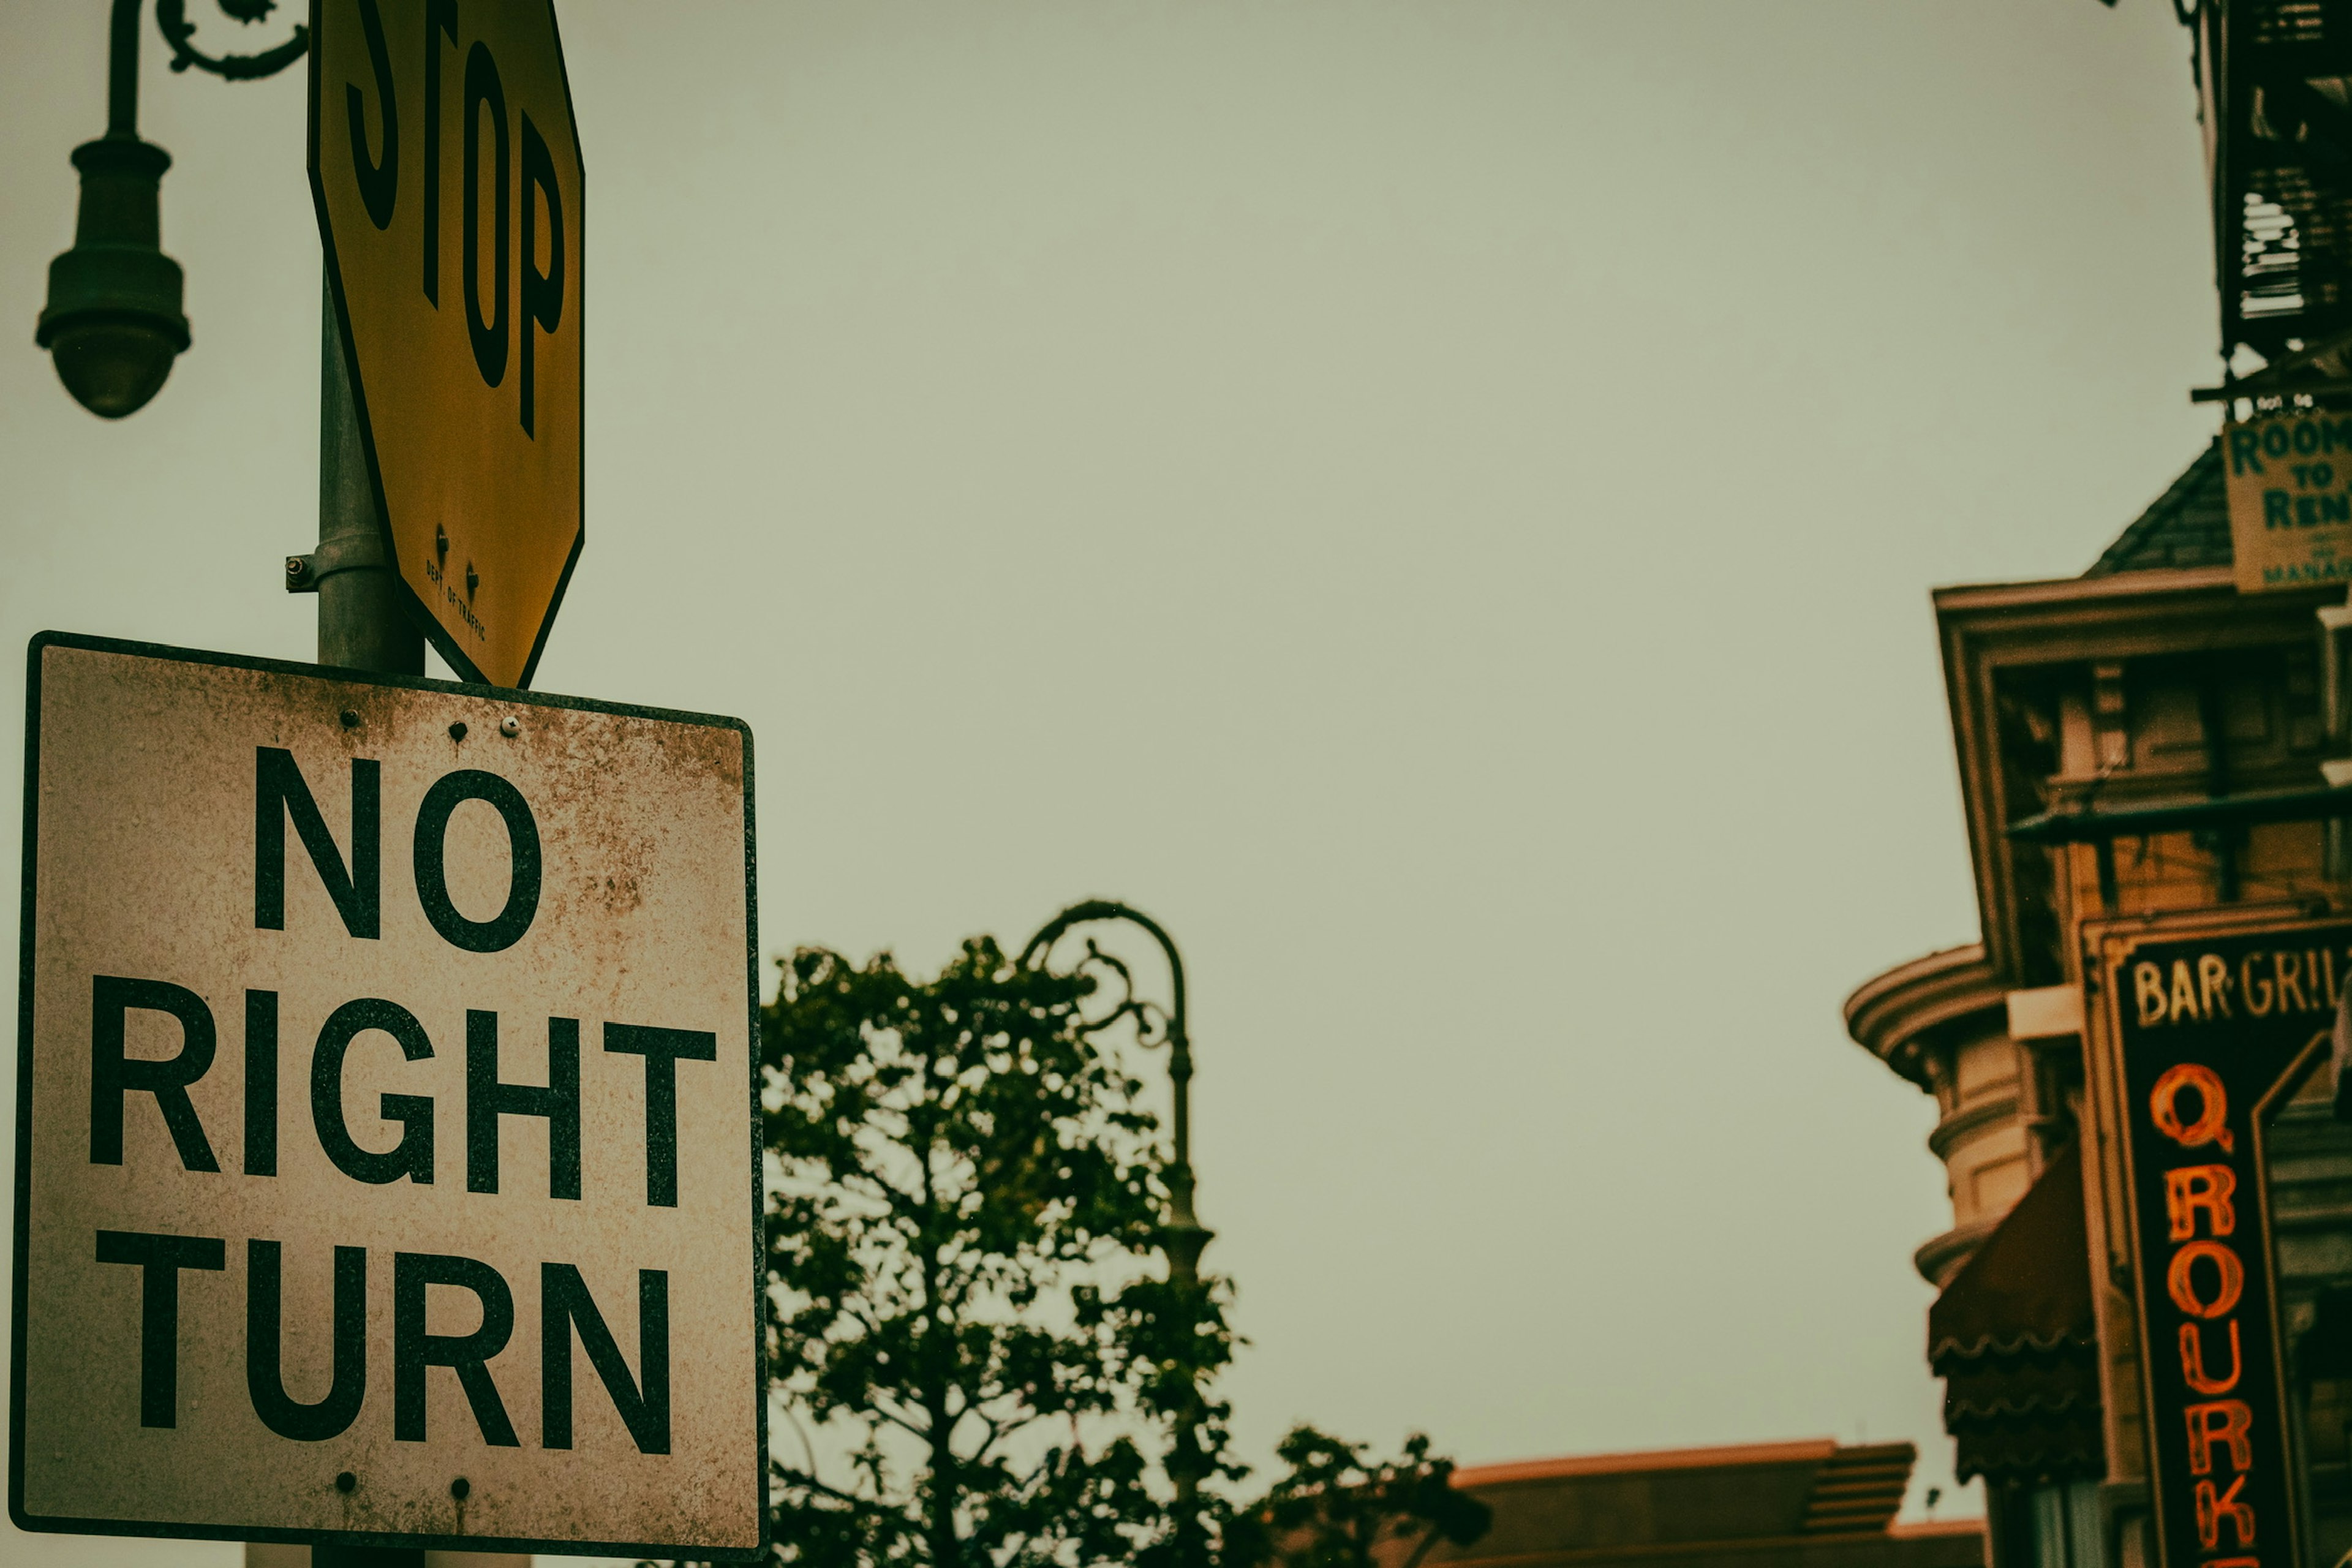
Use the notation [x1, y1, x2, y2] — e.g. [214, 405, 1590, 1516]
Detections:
[0, 2, 2220, 1562]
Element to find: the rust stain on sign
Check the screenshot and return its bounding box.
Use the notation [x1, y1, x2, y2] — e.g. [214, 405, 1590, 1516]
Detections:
[13, 635, 763, 1559]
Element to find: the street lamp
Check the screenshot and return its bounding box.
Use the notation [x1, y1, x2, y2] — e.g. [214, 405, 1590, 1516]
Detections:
[1021, 899, 1215, 1566]
[36, 0, 307, 418]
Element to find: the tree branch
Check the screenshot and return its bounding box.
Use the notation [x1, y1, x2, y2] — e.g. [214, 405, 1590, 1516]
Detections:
[1398, 1521, 1447, 1568]
[770, 1465, 921, 1539]
[871, 1398, 933, 1443]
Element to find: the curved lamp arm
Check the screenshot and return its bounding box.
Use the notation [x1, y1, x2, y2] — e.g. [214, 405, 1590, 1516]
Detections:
[1022, 899, 1196, 1193]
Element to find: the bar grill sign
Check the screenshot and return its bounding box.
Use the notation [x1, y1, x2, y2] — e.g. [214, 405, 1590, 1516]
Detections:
[11, 634, 764, 1557]
[2100, 920, 2347, 1568]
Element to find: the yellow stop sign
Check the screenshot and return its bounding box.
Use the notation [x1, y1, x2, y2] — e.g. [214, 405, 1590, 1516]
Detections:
[310, 0, 584, 689]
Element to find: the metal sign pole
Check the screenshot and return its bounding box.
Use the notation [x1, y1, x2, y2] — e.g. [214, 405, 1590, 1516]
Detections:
[303, 281, 422, 1568]
[307, 281, 421, 677]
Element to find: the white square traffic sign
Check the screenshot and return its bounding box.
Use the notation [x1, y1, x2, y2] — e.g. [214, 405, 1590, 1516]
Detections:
[12, 633, 764, 1557]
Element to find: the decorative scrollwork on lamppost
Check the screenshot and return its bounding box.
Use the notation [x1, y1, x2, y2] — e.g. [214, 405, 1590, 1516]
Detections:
[1022, 899, 1215, 1567]
[37, 0, 307, 419]
[156, 0, 312, 78]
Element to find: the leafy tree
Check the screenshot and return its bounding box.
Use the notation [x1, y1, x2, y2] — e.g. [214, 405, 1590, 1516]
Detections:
[1221, 1428, 1492, 1568]
[759, 939, 1238, 1568]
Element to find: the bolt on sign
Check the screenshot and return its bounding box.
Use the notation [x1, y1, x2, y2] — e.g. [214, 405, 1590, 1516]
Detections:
[2093, 916, 2352, 1568]
[2223, 410, 2352, 594]
[309, 0, 584, 688]
[11, 634, 764, 1558]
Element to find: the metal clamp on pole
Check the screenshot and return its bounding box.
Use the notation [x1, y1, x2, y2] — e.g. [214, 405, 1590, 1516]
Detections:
[313, 277, 420, 674]
[282, 530, 388, 594]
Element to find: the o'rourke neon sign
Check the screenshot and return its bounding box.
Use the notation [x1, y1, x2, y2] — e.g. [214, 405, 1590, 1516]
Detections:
[2106, 925, 2352, 1568]
[2150, 1062, 2256, 1559]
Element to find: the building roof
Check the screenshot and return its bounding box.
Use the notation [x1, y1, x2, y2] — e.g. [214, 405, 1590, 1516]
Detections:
[1414, 1439, 1983, 1568]
[1451, 1439, 1842, 1490]
[2082, 438, 2230, 577]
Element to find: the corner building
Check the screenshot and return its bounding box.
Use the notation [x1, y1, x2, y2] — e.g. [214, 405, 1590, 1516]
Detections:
[1845, 441, 2352, 1568]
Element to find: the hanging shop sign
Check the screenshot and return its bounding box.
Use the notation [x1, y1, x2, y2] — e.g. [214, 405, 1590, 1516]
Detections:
[2095, 915, 2351, 1568]
[11, 633, 764, 1558]
[310, 0, 586, 687]
[2223, 410, 2352, 593]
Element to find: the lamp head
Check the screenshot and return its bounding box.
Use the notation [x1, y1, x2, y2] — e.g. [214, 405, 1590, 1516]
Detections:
[36, 136, 189, 419]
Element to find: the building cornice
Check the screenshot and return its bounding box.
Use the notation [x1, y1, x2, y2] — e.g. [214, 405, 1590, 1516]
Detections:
[1842, 944, 2005, 1091]
[1929, 566, 2236, 614]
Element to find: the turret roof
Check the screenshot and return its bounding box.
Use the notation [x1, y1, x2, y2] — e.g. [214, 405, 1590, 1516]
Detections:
[2082, 438, 2229, 577]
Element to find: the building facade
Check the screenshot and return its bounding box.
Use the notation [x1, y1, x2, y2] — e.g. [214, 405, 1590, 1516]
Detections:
[1845, 441, 2352, 1568]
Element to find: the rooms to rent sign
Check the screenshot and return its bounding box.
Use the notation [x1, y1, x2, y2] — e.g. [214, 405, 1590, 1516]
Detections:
[2223, 410, 2352, 592]
[11, 635, 763, 1558]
